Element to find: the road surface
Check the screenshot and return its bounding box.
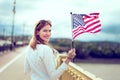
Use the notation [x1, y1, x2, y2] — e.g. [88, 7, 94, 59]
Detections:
[0, 46, 30, 80]
[0, 46, 120, 80]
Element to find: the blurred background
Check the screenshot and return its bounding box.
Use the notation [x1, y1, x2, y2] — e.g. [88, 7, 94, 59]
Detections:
[0, 0, 120, 80]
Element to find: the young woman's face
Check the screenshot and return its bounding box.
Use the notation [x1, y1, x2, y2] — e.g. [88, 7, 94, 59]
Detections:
[37, 25, 51, 44]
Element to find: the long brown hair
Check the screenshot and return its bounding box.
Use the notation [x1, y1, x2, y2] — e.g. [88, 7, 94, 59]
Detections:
[29, 20, 52, 49]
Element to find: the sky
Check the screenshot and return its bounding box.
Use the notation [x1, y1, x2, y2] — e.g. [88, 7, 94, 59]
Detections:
[0, 0, 120, 42]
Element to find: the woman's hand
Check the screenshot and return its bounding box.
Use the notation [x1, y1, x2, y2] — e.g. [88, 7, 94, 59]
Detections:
[67, 48, 76, 59]
[65, 48, 76, 64]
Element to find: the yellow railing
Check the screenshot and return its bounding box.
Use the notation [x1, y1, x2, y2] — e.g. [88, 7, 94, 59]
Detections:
[57, 54, 103, 80]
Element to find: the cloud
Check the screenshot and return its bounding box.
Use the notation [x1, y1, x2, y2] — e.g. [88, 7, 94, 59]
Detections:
[0, 0, 120, 42]
[102, 24, 120, 34]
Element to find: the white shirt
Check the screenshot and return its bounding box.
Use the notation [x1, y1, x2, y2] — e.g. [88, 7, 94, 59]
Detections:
[24, 44, 68, 80]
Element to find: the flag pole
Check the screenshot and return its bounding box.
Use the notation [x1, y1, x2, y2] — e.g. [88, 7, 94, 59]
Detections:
[70, 12, 74, 48]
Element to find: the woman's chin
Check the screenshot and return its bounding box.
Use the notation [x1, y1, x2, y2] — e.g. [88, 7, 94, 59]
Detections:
[44, 40, 49, 44]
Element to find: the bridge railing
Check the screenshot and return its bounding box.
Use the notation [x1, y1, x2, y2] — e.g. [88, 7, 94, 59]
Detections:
[57, 53, 103, 80]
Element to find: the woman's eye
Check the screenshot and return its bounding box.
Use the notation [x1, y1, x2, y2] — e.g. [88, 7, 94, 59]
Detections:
[49, 30, 51, 32]
[43, 29, 51, 32]
[43, 30, 47, 32]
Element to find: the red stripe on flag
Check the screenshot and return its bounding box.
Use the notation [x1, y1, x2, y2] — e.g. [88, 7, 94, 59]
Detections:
[85, 24, 101, 33]
[72, 30, 84, 39]
[89, 13, 99, 15]
[85, 20, 100, 29]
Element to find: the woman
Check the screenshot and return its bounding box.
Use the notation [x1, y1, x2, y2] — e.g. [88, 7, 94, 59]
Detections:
[24, 19, 76, 80]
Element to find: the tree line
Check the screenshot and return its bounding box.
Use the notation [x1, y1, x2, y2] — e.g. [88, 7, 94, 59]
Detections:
[50, 38, 120, 59]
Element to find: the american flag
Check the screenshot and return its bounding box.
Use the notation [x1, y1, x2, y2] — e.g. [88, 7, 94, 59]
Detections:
[72, 13, 101, 40]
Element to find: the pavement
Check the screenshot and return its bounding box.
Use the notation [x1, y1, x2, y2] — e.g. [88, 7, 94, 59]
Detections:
[0, 47, 26, 68]
[0, 46, 30, 80]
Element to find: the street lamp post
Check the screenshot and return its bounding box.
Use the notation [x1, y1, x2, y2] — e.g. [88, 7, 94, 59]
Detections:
[11, 0, 16, 50]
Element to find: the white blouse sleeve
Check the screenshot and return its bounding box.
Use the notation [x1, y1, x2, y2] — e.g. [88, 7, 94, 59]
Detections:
[24, 47, 31, 75]
[42, 45, 68, 80]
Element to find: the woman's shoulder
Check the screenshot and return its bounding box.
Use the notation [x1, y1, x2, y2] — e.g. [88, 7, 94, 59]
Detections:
[24, 45, 34, 55]
[37, 44, 52, 50]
